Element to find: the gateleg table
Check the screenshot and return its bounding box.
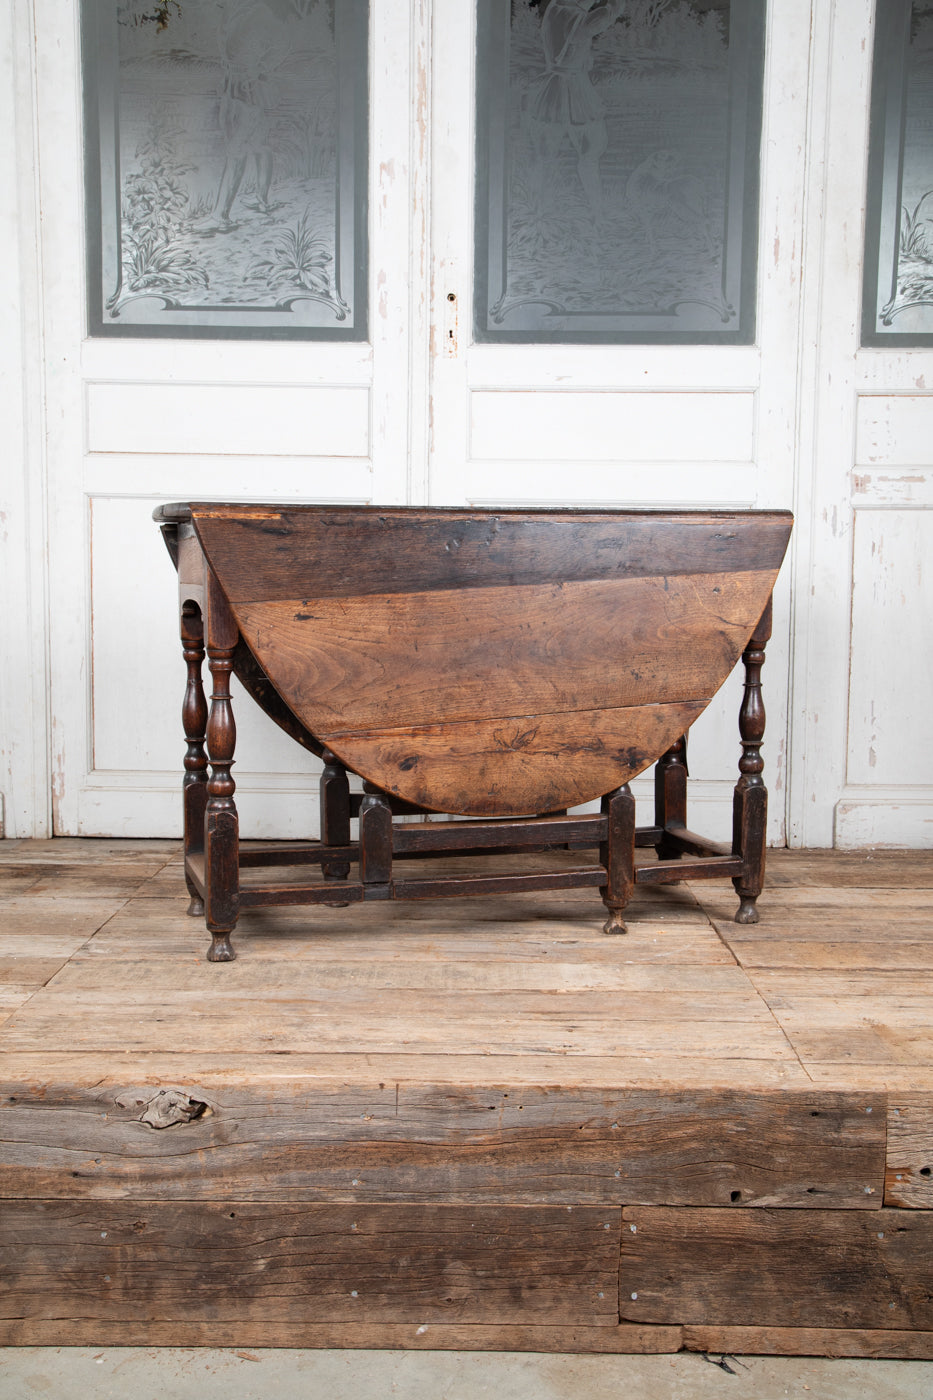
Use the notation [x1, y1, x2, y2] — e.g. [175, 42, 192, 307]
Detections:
[154, 503, 793, 962]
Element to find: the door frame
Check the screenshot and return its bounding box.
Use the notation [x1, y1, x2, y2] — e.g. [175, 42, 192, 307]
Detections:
[0, 0, 52, 840]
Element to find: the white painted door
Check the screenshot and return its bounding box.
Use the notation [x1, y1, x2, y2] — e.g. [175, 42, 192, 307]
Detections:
[34, 1, 430, 837]
[425, 0, 810, 841]
[788, 0, 933, 848]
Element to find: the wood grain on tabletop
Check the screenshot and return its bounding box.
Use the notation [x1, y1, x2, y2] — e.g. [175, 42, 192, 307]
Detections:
[190, 505, 790, 817]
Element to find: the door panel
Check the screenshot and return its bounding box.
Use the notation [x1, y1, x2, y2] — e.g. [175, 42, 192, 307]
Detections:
[85, 384, 372, 458]
[472, 0, 765, 344]
[847, 507, 933, 789]
[81, 0, 369, 340]
[468, 390, 756, 462]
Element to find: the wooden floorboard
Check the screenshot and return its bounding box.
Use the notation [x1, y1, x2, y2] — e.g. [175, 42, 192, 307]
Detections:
[1, 841, 932, 1353]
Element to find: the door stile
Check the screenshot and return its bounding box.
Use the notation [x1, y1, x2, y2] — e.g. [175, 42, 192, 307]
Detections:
[405, 0, 434, 507]
[426, 0, 476, 507]
[370, 0, 432, 506]
[33, 0, 89, 835]
[0, 0, 53, 837]
[749, 0, 816, 846]
[786, 0, 872, 848]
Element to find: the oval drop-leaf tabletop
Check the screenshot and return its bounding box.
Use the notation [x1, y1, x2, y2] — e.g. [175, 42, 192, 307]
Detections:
[190, 506, 793, 817]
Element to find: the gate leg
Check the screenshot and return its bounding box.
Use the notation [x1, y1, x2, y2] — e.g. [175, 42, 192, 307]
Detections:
[180, 601, 208, 917]
[204, 575, 239, 961]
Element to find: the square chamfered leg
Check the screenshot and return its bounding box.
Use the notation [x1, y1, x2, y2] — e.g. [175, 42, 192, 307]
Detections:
[320, 747, 353, 907]
[180, 600, 208, 918]
[600, 783, 636, 935]
[203, 570, 240, 962]
[653, 733, 688, 861]
[320, 748, 352, 880]
[358, 783, 393, 898]
[732, 597, 772, 925]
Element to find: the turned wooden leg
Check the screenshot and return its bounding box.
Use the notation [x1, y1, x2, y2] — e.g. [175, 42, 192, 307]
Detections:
[359, 783, 392, 897]
[732, 599, 772, 925]
[180, 602, 208, 917]
[204, 575, 239, 961]
[600, 783, 636, 935]
[654, 734, 688, 860]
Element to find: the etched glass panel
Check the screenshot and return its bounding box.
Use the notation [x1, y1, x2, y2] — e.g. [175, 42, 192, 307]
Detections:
[82, 0, 368, 339]
[863, 2, 933, 344]
[475, 0, 765, 344]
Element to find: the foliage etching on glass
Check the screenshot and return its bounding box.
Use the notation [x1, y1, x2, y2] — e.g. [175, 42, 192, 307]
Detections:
[864, 3, 933, 342]
[85, 0, 366, 338]
[476, 0, 764, 343]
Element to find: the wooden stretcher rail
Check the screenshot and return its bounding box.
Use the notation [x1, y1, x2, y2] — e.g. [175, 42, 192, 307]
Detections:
[238, 843, 357, 869]
[389, 815, 608, 854]
[635, 855, 745, 885]
[392, 868, 609, 901]
[658, 824, 733, 858]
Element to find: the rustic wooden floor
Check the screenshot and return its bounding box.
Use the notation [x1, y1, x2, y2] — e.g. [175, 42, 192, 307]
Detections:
[2, 839, 933, 1357]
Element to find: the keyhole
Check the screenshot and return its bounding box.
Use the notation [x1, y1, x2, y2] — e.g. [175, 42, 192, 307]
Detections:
[445, 292, 458, 354]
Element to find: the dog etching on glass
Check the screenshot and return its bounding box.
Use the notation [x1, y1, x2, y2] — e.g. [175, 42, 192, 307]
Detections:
[625, 150, 716, 261]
